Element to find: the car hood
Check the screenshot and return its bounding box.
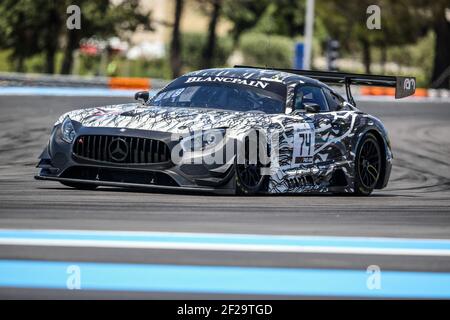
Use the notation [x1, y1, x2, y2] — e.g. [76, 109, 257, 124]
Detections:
[58, 103, 306, 134]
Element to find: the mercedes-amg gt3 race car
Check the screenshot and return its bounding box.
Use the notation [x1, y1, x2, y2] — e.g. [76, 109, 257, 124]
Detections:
[36, 66, 416, 195]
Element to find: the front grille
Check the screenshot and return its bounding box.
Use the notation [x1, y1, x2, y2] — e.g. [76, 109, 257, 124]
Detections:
[73, 135, 171, 164]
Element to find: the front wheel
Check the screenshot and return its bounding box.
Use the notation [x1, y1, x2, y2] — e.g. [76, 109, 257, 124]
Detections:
[354, 133, 382, 196]
[235, 162, 268, 195]
[235, 135, 269, 195]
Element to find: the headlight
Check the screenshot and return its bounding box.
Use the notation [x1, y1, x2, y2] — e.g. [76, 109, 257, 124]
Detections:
[61, 117, 76, 143]
[180, 129, 225, 153]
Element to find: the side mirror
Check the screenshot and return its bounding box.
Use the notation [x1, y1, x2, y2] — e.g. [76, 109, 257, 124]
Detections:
[134, 91, 149, 103]
[304, 103, 321, 113]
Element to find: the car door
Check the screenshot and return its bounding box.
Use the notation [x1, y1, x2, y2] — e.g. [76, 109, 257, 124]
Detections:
[290, 85, 355, 166]
[290, 84, 330, 165]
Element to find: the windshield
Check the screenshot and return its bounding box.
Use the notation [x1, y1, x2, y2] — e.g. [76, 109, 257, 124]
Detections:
[149, 76, 287, 114]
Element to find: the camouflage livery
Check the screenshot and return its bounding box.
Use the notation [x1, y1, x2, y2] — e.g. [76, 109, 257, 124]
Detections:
[36, 67, 393, 195]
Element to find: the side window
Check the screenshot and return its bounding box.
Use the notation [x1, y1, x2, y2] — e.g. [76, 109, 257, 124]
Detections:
[324, 89, 346, 111]
[294, 85, 329, 112]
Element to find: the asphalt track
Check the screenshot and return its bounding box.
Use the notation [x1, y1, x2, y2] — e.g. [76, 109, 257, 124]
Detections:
[0, 94, 449, 299]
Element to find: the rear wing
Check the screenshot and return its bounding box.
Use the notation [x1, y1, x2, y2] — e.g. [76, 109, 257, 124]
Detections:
[234, 65, 416, 106]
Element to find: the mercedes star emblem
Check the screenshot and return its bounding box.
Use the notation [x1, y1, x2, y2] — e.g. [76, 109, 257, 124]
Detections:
[109, 138, 128, 162]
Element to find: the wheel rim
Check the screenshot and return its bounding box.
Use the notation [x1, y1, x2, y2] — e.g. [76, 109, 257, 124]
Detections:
[357, 139, 381, 189]
[236, 163, 263, 189]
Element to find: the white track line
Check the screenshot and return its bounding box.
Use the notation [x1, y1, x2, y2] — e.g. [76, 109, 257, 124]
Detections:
[2, 238, 450, 256]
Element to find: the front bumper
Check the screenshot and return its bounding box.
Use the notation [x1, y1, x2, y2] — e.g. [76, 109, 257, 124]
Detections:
[34, 175, 235, 194]
[36, 124, 237, 194]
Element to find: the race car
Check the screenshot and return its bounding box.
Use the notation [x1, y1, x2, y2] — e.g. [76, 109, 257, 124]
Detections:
[35, 66, 416, 195]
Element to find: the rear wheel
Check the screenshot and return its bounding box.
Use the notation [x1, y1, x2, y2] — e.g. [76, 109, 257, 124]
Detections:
[354, 133, 382, 196]
[60, 181, 98, 190]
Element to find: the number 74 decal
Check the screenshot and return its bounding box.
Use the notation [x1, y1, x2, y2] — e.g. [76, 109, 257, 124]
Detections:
[292, 123, 315, 164]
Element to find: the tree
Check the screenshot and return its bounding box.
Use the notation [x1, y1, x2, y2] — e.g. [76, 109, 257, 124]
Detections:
[255, 0, 306, 37]
[0, 0, 44, 72]
[317, 0, 428, 74]
[429, 1, 450, 88]
[198, 0, 222, 69]
[61, 0, 152, 74]
[61, 0, 109, 75]
[42, 1, 66, 73]
[0, 0, 67, 74]
[222, 0, 271, 45]
[170, 0, 184, 78]
[0, 0, 152, 74]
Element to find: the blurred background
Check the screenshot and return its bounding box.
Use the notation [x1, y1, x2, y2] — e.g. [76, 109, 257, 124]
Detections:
[0, 0, 448, 89]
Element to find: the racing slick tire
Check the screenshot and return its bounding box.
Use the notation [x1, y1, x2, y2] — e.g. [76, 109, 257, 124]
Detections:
[235, 162, 269, 195]
[60, 181, 98, 190]
[354, 133, 382, 196]
[235, 136, 269, 195]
